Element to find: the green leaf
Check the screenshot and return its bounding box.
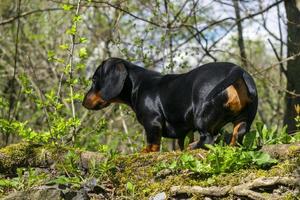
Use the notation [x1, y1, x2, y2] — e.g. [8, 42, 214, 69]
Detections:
[66, 24, 77, 35]
[47, 50, 55, 61]
[48, 176, 80, 186]
[126, 181, 135, 193]
[79, 47, 88, 58]
[73, 15, 82, 22]
[76, 63, 85, 70]
[79, 37, 88, 43]
[169, 160, 177, 169]
[243, 130, 257, 149]
[251, 152, 277, 166]
[62, 4, 73, 11]
[292, 132, 300, 141]
[59, 44, 69, 50]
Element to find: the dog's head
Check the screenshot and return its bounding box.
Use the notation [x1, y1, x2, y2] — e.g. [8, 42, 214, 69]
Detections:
[82, 58, 128, 110]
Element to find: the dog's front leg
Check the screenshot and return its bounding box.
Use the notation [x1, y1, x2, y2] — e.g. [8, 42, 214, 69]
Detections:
[141, 124, 162, 153]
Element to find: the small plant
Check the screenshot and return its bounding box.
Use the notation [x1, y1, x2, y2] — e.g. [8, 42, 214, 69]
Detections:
[59, 149, 82, 177]
[243, 122, 300, 148]
[156, 145, 277, 176]
[0, 168, 48, 192]
[294, 104, 300, 131]
[47, 176, 81, 189]
[88, 146, 117, 180]
[0, 119, 51, 143]
[126, 181, 136, 197]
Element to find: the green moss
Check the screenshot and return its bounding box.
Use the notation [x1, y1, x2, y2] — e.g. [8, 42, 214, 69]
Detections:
[107, 148, 299, 199]
[1, 143, 299, 199]
[287, 145, 300, 158]
[0, 142, 38, 173]
[0, 142, 71, 174]
[283, 192, 298, 200]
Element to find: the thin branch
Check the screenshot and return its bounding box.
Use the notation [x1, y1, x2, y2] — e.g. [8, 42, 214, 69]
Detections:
[233, 0, 248, 67]
[8, 0, 21, 121]
[211, 48, 300, 97]
[170, 0, 190, 25]
[25, 57, 52, 135]
[90, 0, 164, 28]
[68, 0, 81, 143]
[120, 110, 134, 153]
[267, 39, 287, 77]
[0, 8, 64, 26]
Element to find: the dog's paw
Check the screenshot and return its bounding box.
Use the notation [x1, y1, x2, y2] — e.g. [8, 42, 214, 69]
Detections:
[187, 141, 199, 150]
[141, 144, 160, 153]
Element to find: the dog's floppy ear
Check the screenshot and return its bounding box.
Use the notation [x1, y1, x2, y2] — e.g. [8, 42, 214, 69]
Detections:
[100, 62, 128, 100]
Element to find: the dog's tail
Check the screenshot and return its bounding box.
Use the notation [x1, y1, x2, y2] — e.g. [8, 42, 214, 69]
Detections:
[206, 66, 257, 101]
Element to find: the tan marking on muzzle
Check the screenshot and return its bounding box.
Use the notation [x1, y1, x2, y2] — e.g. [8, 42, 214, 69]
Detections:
[83, 91, 107, 109]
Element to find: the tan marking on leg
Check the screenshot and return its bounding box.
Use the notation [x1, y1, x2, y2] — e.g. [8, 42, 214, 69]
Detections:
[230, 122, 243, 146]
[150, 144, 160, 152]
[225, 78, 251, 113]
[141, 144, 160, 153]
[141, 145, 150, 153]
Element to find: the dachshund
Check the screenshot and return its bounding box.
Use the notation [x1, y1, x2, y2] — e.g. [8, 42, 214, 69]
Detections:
[82, 58, 258, 153]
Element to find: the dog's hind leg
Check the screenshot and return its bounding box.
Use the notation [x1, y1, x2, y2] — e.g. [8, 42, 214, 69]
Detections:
[232, 101, 258, 145]
[230, 121, 247, 146]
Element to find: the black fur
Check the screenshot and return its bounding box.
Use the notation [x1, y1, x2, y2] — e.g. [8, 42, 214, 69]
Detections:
[82, 58, 258, 151]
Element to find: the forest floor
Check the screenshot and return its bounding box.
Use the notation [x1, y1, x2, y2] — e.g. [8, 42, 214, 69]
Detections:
[0, 142, 299, 200]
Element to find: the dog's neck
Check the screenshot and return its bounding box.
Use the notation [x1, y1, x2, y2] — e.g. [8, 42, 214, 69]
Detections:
[116, 63, 161, 110]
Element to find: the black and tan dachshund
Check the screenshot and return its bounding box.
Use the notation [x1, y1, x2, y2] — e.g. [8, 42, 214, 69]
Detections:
[82, 58, 258, 153]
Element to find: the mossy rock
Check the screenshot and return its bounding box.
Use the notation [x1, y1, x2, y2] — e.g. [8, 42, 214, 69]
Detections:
[0, 142, 40, 173]
[0, 142, 69, 174]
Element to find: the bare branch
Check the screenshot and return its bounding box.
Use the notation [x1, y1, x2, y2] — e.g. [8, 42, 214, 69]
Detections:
[267, 38, 287, 77]
[8, 0, 22, 122]
[0, 8, 64, 26]
[233, 0, 248, 67]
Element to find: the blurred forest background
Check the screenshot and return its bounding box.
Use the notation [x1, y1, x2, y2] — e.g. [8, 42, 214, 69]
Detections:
[0, 0, 300, 153]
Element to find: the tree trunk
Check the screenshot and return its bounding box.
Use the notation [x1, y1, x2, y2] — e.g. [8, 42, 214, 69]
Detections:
[233, 0, 248, 68]
[284, 0, 300, 133]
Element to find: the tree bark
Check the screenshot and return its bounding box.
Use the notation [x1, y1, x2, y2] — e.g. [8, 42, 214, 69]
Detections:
[233, 0, 248, 68]
[284, 0, 300, 133]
